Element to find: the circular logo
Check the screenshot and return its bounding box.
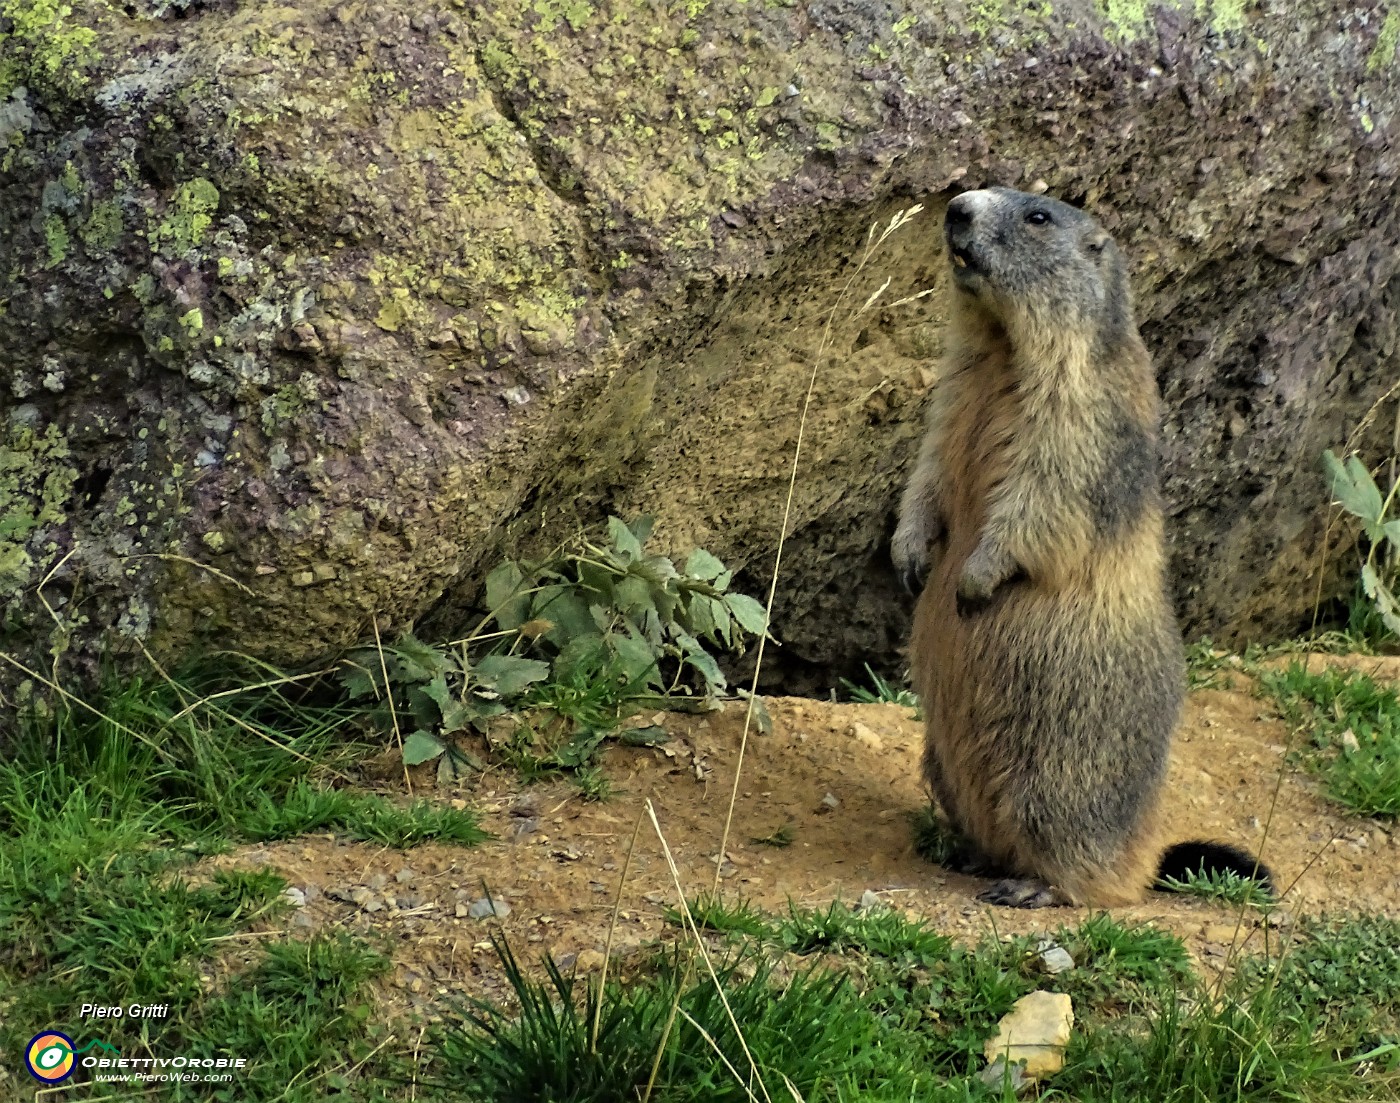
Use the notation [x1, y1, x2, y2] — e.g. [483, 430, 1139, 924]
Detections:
[25, 1031, 76, 1083]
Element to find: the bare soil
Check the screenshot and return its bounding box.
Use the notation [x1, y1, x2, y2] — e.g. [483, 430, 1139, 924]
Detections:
[206, 657, 1400, 1022]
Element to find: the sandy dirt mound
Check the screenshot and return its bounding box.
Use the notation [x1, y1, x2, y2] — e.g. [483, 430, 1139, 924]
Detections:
[207, 665, 1399, 1020]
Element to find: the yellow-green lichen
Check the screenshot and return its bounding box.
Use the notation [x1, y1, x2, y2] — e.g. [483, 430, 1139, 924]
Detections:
[0, 422, 77, 597]
[1368, 3, 1400, 72]
[80, 198, 123, 252]
[1098, 0, 1253, 41]
[42, 213, 69, 267]
[152, 177, 220, 254]
[0, 0, 102, 100]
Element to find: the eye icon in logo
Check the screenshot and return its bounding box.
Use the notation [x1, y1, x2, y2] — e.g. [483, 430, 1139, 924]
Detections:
[26, 1031, 76, 1083]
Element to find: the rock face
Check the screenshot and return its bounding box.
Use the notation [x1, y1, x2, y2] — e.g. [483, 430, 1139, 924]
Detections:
[2, 0, 1398, 692]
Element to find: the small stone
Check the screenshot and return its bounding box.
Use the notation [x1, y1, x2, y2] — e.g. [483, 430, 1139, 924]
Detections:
[1339, 728, 1360, 753]
[1033, 939, 1075, 975]
[291, 570, 315, 587]
[574, 949, 606, 972]
[468, 896, 511, 919]
[368, 873, 388, 891]
[850, 723, 883, 751]
[818, 792, 840, 813]
[983, 991, 1074, 1080]
[978, 1057, 1030, 1093]
[1204, 922, 1242, 944]
[856, 889, 883, 912]
[395, 867, 415, 883]
[283, 887, 307, 907]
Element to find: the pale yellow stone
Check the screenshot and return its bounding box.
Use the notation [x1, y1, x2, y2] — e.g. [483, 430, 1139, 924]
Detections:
[983, 991, 1074, 1079]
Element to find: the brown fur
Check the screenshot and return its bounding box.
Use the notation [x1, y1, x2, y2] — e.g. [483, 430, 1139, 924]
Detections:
[894, 187, 1185, 907]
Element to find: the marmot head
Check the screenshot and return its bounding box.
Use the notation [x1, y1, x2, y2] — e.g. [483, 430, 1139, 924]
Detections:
[944, 187, 1133, 341]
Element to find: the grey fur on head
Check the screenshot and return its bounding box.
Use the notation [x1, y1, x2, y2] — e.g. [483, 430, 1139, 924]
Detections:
[944, 186, 1131, 341]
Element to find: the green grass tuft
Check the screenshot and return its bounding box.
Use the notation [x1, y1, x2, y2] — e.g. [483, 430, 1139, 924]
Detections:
[778, 899, 953, 961]
[1159, 866, 1276, 908]
[910, 804, 960, 866]
[434, 936, 909, 1103]
[1257, 661, 1400, 817]
[839, 662, 920, 708]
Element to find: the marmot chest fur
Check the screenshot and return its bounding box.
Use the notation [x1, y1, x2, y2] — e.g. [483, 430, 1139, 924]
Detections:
[891, 186, 1270, 908]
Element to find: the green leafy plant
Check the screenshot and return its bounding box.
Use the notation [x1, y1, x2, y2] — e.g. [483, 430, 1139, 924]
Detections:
[484, 516, 770, 697]
[1325, 449, 1400, 639]
[340, 517, 771, 782]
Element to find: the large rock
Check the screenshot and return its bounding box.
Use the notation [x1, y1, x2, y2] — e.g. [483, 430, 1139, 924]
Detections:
[2, 0, 1397, 693]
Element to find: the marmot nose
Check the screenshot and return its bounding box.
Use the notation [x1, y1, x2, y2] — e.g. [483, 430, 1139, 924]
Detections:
[945, 194, 976, 230]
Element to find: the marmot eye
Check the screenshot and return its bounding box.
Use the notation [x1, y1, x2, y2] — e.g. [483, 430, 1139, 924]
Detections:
[1025, 210, 1053, 226]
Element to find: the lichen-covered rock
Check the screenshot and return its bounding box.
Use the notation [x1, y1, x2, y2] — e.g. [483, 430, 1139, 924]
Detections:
[1, 0, 1397, 694]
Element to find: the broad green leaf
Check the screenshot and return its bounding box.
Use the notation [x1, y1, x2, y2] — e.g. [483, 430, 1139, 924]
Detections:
[1348, 455, 1385, 521]
[419, 672, 472, 732]
[637, 554, 679, 586]
[608, 516, 643, 563]
[393, 633, 451, 682]
[552, 729, 608, 768]
[725, 593, 770, 638]
[408, 683, 442, 730]
[579, 561, 619, 602]
[438, 746, 484, 785]
[589, 603, 615, 633]
[485, 560, 529, 631]
[467, 701, 507, 731]
[686, 590, 718, 640]
[473, 654, 551, 697]
[676, 630, 726, 692]
[614, 574, 655, 616]
[1326, 450, 1385, 524]
[1364, 564, 1400, 637]
[554, 634, 609, 682]
[339, 661, 381, 700]
[619, 724, 671, 747]
[1384, 519, 1400, 546]
[714, 569, 732, 591]
[708, 596, 734, 647]
[611, 630, 662, 689]
[737, 689, 773, 734]
[627, 515, 656, 546]
[533, 586, 599, 644]
[637, 606, 665, 648]
[684, 548, 726, 581]
[402, 730, 446, 766]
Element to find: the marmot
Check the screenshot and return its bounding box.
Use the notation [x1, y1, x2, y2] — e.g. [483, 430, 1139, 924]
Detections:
[892, 186, 1272, 907]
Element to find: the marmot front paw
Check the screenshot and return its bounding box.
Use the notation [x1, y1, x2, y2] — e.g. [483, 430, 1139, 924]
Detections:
[891, 516, 944, 595]
[955, 541, 1019, 614]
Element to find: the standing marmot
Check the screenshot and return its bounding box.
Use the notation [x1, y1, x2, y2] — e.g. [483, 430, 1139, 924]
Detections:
[892, 186, 1271, 907]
